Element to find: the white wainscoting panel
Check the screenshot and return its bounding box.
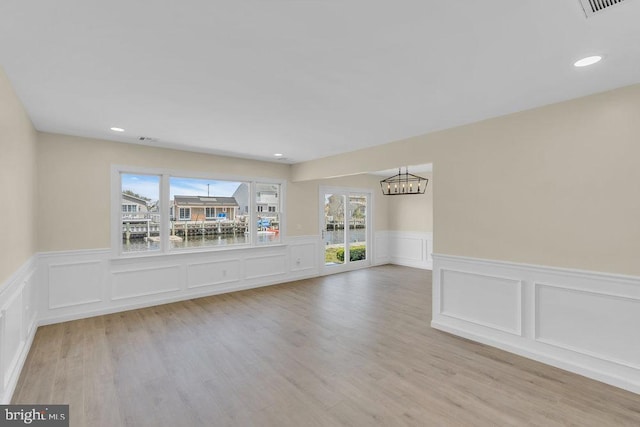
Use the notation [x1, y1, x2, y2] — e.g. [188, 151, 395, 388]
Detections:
[49, 261, 104, 309]
[536, 283, 640, 370]
[289, 240, 318, 273]
[386, 231, 433, 270]
[432, 253, 640, 395]
[2, 237, 322, 403]
[395, 237, 423, 261]
[37, 236, 320, 326]
[440, 269, 522, 335]
[374, 231, 390, 266]
[112, 265, 183, 300]
[0, 256, 37, 404]
[22, 271, 37, 339]
[2, 291, 23, 390]
[245, 254, 287, 280]
[187, 259, 241, 289]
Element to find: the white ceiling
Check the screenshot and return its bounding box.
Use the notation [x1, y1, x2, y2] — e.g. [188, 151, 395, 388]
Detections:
[1, 1, 639, 164]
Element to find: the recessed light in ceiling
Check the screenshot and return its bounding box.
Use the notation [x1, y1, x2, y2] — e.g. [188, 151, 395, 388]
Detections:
[274, 153, 283, 157]
[574, 55, 602, 67]
[110, 127, 125, 132]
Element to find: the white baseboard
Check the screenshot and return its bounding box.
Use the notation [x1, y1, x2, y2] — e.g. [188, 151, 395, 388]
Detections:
[432, 253, 640, 395]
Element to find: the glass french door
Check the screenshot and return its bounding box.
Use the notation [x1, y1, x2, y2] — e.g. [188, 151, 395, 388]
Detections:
[320, 188, 370, 272]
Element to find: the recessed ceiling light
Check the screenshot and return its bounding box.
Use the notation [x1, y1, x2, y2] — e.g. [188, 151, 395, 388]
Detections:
[574, 55, 602, 67]
[110, 127, 125, 132]
[274, 153, 283, 157]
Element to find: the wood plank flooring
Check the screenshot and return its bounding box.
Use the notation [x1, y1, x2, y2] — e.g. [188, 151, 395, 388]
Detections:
[13, 265, 640, 426]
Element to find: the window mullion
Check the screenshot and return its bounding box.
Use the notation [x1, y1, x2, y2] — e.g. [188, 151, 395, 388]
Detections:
[250, 181, 256, 246]
[160, 174, 170, 253]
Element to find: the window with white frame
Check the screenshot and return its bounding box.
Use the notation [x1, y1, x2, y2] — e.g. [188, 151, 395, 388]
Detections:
[256, 183, 281, 244]
[113, 168, 284, 255]
[120, 173, 161, 254]
[170, 176, 248, 249]
[178, 207, 191, 220]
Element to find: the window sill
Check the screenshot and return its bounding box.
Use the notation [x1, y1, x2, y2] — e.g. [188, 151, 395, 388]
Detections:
[111, 242, 287, 262]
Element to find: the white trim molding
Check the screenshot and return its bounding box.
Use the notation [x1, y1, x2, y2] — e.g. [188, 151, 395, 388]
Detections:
[318, 186, 374, 275]
[432, 253, 640, 395]
[439, 268, 523, 336]
[111, 165, 288, 257]
[373, 231, 390, 266]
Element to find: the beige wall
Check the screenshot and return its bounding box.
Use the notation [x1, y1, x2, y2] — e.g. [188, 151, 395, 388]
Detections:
[287, 174, 389, 236]
[0, 68, 38, 285]
[37, 133, 291, 251]
[293, 84, 640, 276]
[11, 76, 640, 276]
[36, 134, 388, 251]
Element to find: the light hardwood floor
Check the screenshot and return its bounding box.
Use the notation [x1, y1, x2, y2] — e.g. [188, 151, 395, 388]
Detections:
[13, 265, 640, 426]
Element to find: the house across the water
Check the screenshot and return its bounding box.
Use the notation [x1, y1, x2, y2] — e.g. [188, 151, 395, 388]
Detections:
[170, 195, 239, 223]
[122, 193, 149, 218]
[121, 193, 160, 239]
[233, 183, 280, 226]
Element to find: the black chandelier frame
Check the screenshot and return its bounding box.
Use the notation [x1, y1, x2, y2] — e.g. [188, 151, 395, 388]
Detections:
[380, 167, 428, 196]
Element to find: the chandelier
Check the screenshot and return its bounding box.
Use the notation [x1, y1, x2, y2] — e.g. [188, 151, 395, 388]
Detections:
[380, 167, 428, 196]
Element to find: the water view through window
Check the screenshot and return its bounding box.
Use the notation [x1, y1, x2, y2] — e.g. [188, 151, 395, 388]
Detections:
[256, 183, 281, 244]
[169, 177, 249, 250]
[121, 176, 281, 253]
[121, 174, 161, 254]
[323, 192, 368, 266]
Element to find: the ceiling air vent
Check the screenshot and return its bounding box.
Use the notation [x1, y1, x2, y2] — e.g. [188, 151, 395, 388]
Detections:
[579, 0, 628, 17]
[138, 136, 157, 142]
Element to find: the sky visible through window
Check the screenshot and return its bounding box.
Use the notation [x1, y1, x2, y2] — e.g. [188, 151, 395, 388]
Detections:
[121, 174, 244, 201]
[121, 174, 159, 201]
[169, 177, 243, 200]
